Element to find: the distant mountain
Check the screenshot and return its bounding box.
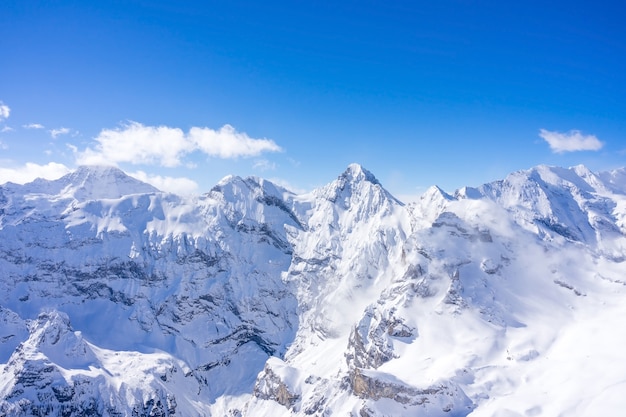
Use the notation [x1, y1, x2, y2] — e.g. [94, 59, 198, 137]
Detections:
[2, 165, 160, 200]
[1, 164, 625, 416]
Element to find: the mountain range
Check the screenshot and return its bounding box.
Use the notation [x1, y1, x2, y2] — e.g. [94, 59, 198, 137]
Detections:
[1, 163, 625, 416]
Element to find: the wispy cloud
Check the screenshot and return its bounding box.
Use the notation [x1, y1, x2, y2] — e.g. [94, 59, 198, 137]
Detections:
[50, 127, 71, 139]
[75, 121, 282, 167]
[0, 140, 7, 150]
[539, 129, 603, 153]
[24, 123, 45, 129]
[0, 102, 10, 122]
[0, 162, 71, 185]
[253, 159, 277, 171]
[129, 170, 199, 195]
[1, 126, 14, 133]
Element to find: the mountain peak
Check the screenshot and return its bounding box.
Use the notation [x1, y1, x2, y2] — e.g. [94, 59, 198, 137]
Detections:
[58, 165, 160, 200]
[71, 164, 125, 177]
[598, 167, 626, 194]
[212, 174, 293, 200]
[340, 163, 379, 185]
[572, 164, 593, 176]
[313, 163, 403, 212]
[1, 163, 626, 415]
[426, 185, 454, 200]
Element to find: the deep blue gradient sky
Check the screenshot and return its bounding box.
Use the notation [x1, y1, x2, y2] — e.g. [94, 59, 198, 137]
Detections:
[1, 1, 625, 198]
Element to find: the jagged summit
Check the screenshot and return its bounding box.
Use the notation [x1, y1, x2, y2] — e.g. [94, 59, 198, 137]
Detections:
[317, 163, 400, 206]
[210, 174, 297, 213]
[214, 174, 291, 195]
[12, 165, 160, 201]
[341, 163, 380, 185]
[1, 163, 626, 416]
[462, 163, 626, 244]
[454, 186, 482, 199]
[63, 165, 160, 199]
[409, 185, 457, 227]
[424, 184, 454, 200]
[67, 165, 129, 181]
[598, 166, 626, 194]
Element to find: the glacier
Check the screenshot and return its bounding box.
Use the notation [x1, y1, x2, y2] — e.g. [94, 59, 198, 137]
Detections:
[0, 163, 625, 416]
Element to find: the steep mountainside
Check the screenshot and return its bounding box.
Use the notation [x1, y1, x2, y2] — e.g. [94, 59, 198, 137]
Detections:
[1, 164, 625, 416]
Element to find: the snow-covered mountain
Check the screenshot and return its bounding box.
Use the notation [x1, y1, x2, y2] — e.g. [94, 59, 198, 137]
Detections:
[1, 163, 625, 416]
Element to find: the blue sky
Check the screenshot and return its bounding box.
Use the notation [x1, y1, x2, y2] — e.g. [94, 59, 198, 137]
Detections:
[1, 1, 625, 199]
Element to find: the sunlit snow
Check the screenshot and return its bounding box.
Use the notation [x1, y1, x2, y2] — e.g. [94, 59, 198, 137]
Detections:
[1, 164, 625, 416]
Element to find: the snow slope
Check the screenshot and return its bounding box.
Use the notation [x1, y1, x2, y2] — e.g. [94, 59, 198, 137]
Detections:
[1, 164, 625, 416]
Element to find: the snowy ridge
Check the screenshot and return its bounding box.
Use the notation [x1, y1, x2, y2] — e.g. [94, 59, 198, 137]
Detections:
[2, 166, 159, 203]
[1, 164, 625, 416]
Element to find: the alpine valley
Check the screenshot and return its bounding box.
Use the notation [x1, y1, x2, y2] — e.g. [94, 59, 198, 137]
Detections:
[1, 163, 625, 417]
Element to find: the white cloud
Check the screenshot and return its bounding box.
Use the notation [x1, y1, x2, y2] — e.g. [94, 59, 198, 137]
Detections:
[0, 102, 10, 121]
[24, 123, 45, 129]
[50, 127, 71, 139]
[129, 170, 199, 195]
[1, 126, 14, 133]
[539, 129, 604, 153]
[0, 162, 71, 185]
[253, 159, 277, 171]
[77, 122, 190, 167]
[190, 124, 282, 159]
[75, 122, 282, 167]
[0, 140, 7, 150]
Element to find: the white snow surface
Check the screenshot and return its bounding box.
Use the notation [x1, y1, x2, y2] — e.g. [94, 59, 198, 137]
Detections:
[0, 163, 625, 416]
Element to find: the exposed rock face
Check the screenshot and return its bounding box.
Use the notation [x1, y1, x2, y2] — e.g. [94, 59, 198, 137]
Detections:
[0, 167, 302, 415]
[253, 359, 301, 410]
[346, 306, 415, 370]
[347, 368, 472, 415]
[1, 164, 626, 416]
[0, 312, 185, 417]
